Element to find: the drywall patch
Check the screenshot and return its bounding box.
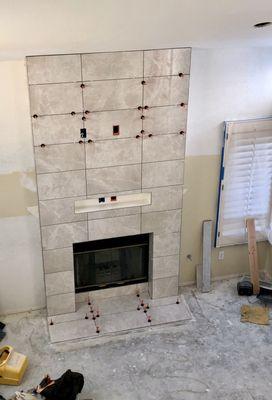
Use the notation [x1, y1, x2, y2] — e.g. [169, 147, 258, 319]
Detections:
[0, 171, 38, 218]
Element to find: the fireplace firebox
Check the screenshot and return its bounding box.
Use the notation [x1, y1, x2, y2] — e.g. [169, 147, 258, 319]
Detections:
[73, 234, 150, 293]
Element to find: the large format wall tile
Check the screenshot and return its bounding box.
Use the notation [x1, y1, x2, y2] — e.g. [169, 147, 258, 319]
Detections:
[43, 247, 73, 274]
[144, 48, 191, 77]
[88, 214, 140, 240]
[85, 109, 141, 140]
[47, 292, 75, 316]
[45, 271, 75, 296]
[86, 138, 141, 169]
[35, 143, 85, 173]
[39, 196, 87, 226]
[37, 170, 86, 200]
[141, 210, 181, 235]
[143, 134, 185, 163]
[82, 51, 143, 80]
[27, 55, 81, 84]
[32, 114, 83, 146]
[144, 76, 189, 107]
[41, 221, 87, 250]
[152, 255, 180, 279]
[29, 83, 82, 115]
[143, 106, 187, 135]
[150, 276, 178, 298]
[153, 232, 180, 257]
[83, 79, 142, 111]
[87, 164, 141, 194]
[142, 185, 183, 213]
[142, 160, 184, 188]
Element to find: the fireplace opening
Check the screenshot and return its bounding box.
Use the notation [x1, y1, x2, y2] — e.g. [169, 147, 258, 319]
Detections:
[73, 234, 150, 293]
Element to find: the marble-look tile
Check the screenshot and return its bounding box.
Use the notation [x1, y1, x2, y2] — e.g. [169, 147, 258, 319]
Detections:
[45, 271, 75, 296]
[144, 76, 189, 107]
[144, 48, 191, 77]
[152, 255, 180, 279]
[91, 294, 140, 315]
[76, 283, 148, 302]
[27, 55, 81, 84]
[86, 138, 141, 169]
[41, 221, 87, 250]
[47, 292, 76, 316]
[153, 232, 180, 257]
[43, 247, 73, 273]
[143, 105, 187, 135]
[142, 185, 183, 213]
[39, 196, 87, 226]
[88, 214, 140, 240]
[82, 51, 143, 80]
[83, 79, 142, 111]
[151, 276, 179, 298]
[98, 310, 148, 334]
[150, 302, 192, 324]
[29, 83, 82, 115]
[32, 114, 83, 146]
[85, 109, 142, 141]
[143, 134, 185, 163]
[35, 143, 85, 173]
[37, 170, 86, 200]
[87, 190, 141, 220]
[142, 160, 184, 188]
[49, 318, 96, 342]
[141, 209, 181, 235]
[86, 164, 141, 195]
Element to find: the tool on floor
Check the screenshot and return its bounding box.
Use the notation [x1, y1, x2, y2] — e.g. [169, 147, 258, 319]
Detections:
[0, 345, 28, 385]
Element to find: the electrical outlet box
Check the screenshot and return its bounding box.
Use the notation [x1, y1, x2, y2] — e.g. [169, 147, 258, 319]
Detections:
[218, 251, 224, 261]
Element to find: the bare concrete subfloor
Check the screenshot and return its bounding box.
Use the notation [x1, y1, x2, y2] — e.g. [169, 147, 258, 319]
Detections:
[1, 279, 272, 400]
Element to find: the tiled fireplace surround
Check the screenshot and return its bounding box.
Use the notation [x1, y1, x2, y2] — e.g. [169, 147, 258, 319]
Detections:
[26, 48, 191, 317]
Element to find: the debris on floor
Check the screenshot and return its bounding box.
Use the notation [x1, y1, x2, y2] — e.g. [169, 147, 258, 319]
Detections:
[0, 323, 6, 342]
[240, 304, 269, 325]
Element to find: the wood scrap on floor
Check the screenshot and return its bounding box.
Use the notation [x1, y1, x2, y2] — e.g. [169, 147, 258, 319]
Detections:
[240, 304, 269, 325]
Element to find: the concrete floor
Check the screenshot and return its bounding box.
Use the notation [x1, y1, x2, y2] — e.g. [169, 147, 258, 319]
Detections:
[1, 279, 272, 400]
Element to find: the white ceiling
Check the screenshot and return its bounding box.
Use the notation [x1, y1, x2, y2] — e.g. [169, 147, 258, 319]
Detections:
[1, 0, 272, 60]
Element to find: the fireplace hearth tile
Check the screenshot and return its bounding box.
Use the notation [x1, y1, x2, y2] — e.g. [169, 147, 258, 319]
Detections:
[48, 293, 192, 343]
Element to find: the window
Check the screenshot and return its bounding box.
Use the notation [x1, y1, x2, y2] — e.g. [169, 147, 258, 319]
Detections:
[216, 118, 272, 247]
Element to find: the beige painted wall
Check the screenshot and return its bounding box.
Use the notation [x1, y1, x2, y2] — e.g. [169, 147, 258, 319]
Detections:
[181, 48, 272, 285]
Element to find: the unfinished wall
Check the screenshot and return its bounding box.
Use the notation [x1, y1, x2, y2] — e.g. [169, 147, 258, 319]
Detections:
[0, 60, 45, 314]
[181, 48, 272, 285]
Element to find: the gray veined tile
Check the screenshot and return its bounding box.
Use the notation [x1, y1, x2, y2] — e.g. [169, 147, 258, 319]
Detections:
[41, 221, 87, 250]
[153, 232, 180, 257]
[144, 48, 191, 77]
[27, 54, 81, 84]
[150, 276, 179, 299]
[29, 82, 83, 115]
[144, 76, 190, 107]
[98, 310, 148, 334]
[43, 247, 73, 274]
[39, 196, 87, 226]
[37, 170, 86, 200]
[141, 209, 182, 235]
[151, 255, 180, 279]
[32, 114, 83, 146]
[143, 105, 187, 135]
[88, 214, 140, 240]
[142, 186, 183, 213]
[142, 134, 185, 163]
[84, 109, 142, 141]
[86, 164, 141, 195]
[35, 143, 85, 173]
[83, 79, 142, 111]
[86, 138, 141, 169]
[49, 318, 97, 342]
[150, 301, 192, 323]
[45, 271, 75, 296]
[142, 160, 184, 188]
[82, 51, 143, 80]
[47, 292, 76, 316]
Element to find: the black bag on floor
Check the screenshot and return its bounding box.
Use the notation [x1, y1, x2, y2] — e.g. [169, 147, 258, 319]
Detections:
[40, 370, 84, 400]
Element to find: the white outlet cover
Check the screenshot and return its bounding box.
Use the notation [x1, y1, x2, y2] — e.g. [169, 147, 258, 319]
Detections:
[218, 251, 224, 261]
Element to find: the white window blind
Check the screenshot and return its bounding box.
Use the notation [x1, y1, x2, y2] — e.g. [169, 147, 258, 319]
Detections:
[216, 118, 272, 247]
